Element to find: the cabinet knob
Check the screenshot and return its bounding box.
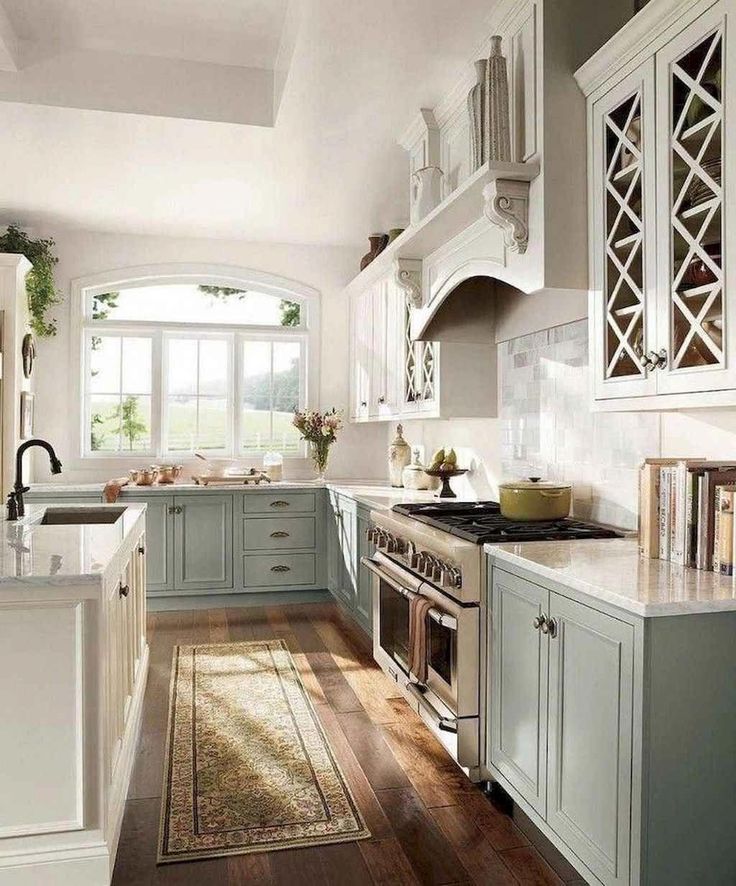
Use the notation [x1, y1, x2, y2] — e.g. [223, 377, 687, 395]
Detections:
[533, 614, 546, 631]
[360, 401, 367, 408]
[119, 583, 130, 598]
[271, 564, 291, 573]
[270, 530, 290, 538]
[541, 617, 558, 638]
[641, 349, 668, 371]
[377, 396, 385, 404]
[138, 545, 145, 555]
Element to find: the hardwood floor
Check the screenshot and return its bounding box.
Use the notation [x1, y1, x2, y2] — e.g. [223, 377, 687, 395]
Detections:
[112, 602, 586, 886]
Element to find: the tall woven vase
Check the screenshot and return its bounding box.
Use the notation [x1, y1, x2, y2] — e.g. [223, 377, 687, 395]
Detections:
[485, 35, 511, 162]
[467, 59, 488, 172]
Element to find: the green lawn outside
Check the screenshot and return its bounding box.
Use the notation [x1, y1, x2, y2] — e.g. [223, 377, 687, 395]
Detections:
[90, 397, 300, 454]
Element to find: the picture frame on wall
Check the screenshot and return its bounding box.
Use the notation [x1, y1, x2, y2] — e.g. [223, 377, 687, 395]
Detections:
[20, 391, 34, 439]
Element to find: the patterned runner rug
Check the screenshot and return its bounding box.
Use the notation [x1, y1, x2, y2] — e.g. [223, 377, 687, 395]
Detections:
[158, 639, 370, 863]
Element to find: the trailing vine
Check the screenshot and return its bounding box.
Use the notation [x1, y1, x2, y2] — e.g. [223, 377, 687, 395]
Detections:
[0, 225, 62, 337]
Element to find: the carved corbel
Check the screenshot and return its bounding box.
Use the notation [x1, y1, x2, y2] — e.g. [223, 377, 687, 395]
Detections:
[483, 178, 531, 254]
[394, 258, 423, 308]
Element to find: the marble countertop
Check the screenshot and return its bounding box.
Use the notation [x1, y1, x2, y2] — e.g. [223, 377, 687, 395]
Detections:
[0, 503, 146, 590]
[28, 480, 438, 511]
[485, 537, 736, 617]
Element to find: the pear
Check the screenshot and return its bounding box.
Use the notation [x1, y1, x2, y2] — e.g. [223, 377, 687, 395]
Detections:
[430, 448, 445, 469]
[445, 448, 457, 467]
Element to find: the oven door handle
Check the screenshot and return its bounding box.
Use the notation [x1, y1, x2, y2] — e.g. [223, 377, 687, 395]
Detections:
[360, 557, 458, 631]
[405, 682, 458, 734]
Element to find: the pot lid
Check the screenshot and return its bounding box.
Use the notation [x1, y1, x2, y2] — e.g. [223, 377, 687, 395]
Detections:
[499, 476, 571, 491]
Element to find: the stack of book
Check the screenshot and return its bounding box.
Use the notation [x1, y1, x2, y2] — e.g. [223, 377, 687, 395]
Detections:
[639, 458, 736, 574]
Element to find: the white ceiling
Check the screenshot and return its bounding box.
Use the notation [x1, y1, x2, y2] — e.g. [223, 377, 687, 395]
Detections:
[3, 0, 290, 68]
[0, 0, 494, 247]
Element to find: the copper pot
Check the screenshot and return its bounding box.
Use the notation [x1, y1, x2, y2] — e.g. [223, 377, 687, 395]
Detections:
[129, 468, 158, 486]
[153, 464, 182, 484]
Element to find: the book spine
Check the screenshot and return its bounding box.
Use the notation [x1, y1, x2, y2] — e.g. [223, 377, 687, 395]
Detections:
[685, 470, 697, 568]
[714, 487, 722, 575]
[659, 467, 671, 561]
[639, 464, 659, 559]
[696, 474, 708, 569]
[671, 463, 687, 566]
[720, 489, 734, 576]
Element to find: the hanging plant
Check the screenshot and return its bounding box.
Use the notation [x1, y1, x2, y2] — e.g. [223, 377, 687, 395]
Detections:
[0, 225, 62, 337]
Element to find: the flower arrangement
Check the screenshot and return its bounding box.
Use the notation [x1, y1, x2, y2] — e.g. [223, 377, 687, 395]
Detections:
[292, 408, 343, 479]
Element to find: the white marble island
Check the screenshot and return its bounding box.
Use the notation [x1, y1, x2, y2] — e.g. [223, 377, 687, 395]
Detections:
[0, 503, 148, 886]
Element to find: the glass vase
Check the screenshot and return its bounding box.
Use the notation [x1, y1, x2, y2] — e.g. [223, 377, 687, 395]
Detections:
[310, 443, 329, 481]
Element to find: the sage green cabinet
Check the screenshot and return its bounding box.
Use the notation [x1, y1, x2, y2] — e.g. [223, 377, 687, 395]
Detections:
[122, 494, 175, 593]
[355, 506, 374, 635]
[174, 494, 233, 592]
[546, 594, 633, 886]
[326, 491, 372, 637]
[489, 568, 633, 886]
[490, 569, 548, 817]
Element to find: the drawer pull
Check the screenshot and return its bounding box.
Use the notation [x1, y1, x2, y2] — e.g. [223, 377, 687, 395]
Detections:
[119, 583, 130, 598]
[270, 530, 290, 538]
[271, 564, 291, 573]
[270, 500, 290, 508]
[138, 545, 145, 555]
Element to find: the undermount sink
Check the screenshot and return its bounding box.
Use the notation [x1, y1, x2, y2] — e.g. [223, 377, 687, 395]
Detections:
[39, 507, 126, 525]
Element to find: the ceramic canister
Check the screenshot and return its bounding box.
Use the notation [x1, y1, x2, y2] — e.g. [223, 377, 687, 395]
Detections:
[388, 424, 412, 487]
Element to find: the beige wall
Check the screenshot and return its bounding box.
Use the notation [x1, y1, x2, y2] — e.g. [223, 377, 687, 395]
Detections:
[28, 227, 387, 483]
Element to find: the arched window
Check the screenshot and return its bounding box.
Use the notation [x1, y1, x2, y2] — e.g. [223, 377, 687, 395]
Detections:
[71, 264, 320, 459]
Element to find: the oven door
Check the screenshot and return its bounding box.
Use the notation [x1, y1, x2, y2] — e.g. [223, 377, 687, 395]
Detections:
[363, 551, 479, 723]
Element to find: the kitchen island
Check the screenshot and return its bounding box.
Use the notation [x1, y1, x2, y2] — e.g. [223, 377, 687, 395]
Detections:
[0, 503, 148, 886]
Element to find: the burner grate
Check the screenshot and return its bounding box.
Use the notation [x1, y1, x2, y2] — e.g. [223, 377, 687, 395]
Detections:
[391, 501, 622, 544]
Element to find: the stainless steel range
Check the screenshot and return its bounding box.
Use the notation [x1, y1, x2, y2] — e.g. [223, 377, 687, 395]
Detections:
[362, 501, 622, 781]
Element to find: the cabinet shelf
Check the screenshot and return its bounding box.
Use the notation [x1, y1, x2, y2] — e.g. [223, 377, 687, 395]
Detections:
[344, 159, 540, 299]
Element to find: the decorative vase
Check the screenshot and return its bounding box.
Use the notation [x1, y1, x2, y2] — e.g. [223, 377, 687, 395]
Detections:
[468, 59, 488, 172]
[485, 36, 511, 163]
[388, 424, 412, 488]
[360, 233, 388, 271]
[310, 442, 330, 481]
[410, 166, 444, 225]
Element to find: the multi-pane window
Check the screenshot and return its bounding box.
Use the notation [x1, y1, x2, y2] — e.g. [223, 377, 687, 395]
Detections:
[82, 282, 308, 457]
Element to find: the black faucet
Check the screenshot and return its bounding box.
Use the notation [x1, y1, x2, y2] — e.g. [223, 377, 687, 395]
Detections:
[6, 439, 62, 521]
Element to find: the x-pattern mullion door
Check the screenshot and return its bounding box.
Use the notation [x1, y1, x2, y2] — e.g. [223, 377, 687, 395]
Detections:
[656, 9, 733, 395]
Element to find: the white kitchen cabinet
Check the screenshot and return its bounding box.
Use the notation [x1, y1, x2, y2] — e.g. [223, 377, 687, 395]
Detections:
[349, 269, 438, 423]
[580, 0, 734, 410]
[0, 512, 148, 885]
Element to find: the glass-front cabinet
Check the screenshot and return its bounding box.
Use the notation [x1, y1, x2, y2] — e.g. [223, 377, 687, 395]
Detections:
[586, 0, 733, 408]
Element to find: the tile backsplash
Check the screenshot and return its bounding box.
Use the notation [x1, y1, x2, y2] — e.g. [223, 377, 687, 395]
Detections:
[499, 320, 660, 530]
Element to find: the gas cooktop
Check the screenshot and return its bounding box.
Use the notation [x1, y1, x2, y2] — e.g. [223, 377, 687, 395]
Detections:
[391, 501, 623, 545]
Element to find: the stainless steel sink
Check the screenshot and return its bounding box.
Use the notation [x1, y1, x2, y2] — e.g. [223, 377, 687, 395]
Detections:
[39, 507, 126, 525]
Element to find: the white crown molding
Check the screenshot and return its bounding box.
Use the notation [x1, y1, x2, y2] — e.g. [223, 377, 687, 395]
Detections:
[574, 0, 717, 96]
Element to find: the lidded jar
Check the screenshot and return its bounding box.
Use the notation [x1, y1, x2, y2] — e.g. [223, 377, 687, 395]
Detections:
[388, 424, 412, 487]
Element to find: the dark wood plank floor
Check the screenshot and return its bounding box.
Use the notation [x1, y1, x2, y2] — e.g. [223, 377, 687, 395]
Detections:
[112, 602, 588, 886]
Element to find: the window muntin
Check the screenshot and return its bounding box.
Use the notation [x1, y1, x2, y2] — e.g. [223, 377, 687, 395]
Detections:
[81, 280, 308, 458]
[241, 339, 302, 454]
[87, 335, 153, 452]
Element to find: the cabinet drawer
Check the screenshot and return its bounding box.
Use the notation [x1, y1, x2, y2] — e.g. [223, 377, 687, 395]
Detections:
[243, 492, 316, 514]
[243, 553, 316, 587]
[243, 517, 316, 551]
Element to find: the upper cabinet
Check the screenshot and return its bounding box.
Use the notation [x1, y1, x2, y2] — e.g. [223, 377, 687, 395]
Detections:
[579, 0, 733, 409]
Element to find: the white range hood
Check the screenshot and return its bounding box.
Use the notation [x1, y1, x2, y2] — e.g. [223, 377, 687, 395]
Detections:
[378, 0, 636, 345]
